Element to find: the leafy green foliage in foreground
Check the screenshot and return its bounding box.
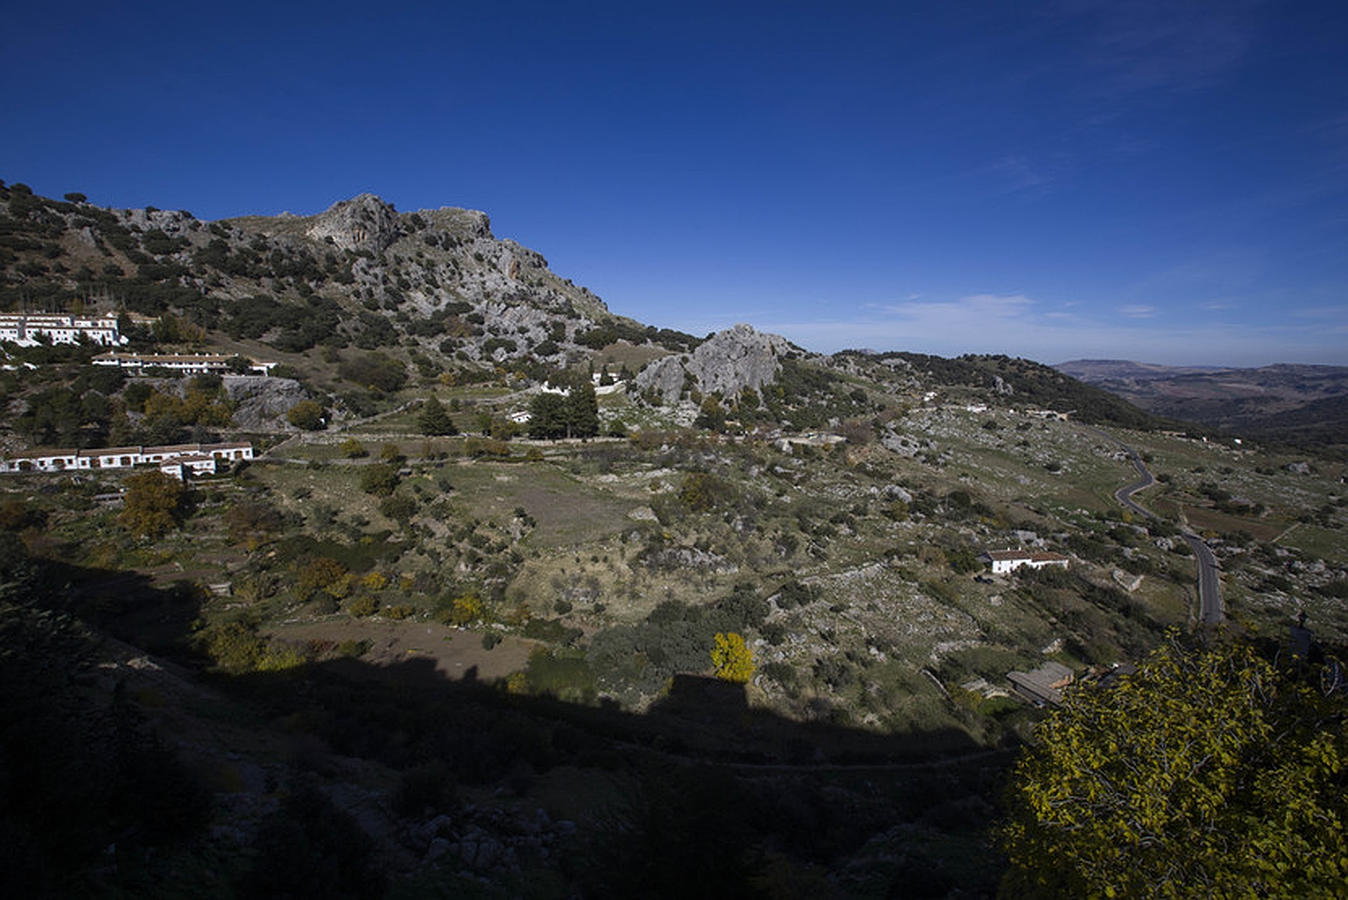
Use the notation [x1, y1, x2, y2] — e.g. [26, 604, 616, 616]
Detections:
[1001, 636, 1348, 897]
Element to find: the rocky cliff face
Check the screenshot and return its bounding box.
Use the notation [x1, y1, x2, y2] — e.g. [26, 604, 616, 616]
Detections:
[635, 323, 793, 403]
[223, 375, 307, 429]
[305, 193, 402, 254]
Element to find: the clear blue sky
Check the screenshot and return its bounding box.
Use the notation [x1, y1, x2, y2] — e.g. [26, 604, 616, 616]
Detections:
[3, 1, 1345, 365]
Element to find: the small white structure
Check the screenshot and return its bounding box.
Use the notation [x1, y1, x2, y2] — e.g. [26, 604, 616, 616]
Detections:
[982, 549, 1071, 575]
[92, 351, 276, 376]
[0, 314, 127, 347]
[507, 410, 532, 424]
[176, 454, 219, 477]
[0, 441, 252, 475]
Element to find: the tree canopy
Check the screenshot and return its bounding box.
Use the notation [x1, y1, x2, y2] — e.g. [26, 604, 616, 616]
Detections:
[118, 471, 188, 537]
[286, 399, 326, 431]
[711, 631, 754, 683]
[527, 378, 599, 439]
[417, 394, 456, 436]
[1000, 636, 1348, 898]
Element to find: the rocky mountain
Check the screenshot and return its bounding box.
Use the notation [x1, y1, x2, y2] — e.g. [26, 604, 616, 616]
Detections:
[633, 323, 799, 404]
[1057, 359, 1348, 448]
[0, 182, 699, 386]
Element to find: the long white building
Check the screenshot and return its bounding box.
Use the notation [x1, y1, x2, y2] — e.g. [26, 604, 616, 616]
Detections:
[0, 314, 127, 347]
[92, 351, 277, 376]
[0, 442, 253, 479]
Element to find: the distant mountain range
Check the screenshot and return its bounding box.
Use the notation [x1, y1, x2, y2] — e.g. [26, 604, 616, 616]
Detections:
[1056, 359, 1348, 449]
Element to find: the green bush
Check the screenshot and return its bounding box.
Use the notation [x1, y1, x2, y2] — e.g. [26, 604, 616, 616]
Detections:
[286, 399, 326, 430]
[358, 463, 400, 496]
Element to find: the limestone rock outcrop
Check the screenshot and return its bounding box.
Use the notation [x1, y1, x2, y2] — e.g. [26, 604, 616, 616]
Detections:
[635, 323, 792, 404]
[306, 193, 402, 253]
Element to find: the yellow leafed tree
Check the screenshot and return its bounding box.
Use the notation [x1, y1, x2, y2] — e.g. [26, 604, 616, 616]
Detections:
[711, 631, 754, 683]
[1000, 636, 1348, 897]
[118, 470, 187, 537]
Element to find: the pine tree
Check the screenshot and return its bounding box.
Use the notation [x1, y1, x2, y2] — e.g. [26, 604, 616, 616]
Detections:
[565, 380, 599, 438]
[418, 395, 456, 436]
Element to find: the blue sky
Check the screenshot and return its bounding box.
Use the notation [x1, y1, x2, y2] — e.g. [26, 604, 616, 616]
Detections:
[3, 1, 1345, 365]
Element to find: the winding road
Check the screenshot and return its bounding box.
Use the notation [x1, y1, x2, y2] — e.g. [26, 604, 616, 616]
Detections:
[1092, 428, 1224, 627]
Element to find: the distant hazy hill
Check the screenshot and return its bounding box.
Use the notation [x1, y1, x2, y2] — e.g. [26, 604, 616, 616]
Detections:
[1057, 359, 1348, 449]
[1055, 359, 1229, 382]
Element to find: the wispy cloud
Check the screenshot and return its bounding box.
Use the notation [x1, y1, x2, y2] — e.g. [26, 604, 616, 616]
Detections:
[1057, 0, 1263, 99]
[881, 293, 1036, 321]
[738, 287, 1346, 366]
[984, 156, 1056, 195]
[969, 154, 1078, 198]
[1119, 304, 1156, 318]
[1291, 305, 1348, 321]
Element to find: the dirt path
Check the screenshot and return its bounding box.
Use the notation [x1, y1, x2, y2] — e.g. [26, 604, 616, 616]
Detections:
[267, 618, 535, 683]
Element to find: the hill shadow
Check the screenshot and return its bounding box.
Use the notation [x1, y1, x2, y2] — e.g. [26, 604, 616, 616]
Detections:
[14, 549, 1014, 896]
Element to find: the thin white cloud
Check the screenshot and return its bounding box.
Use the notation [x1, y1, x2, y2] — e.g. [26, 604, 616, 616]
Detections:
[751, 312, 1346, 367]
[1292, 306, 1348, 321]
[882, 293, 1035, 321]
[985, 156, 1055, 195]
[1119, 304, 1157, 318]
[1057, 0, 1263, 99]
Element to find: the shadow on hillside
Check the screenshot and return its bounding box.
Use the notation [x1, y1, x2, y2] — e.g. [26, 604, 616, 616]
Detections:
[48, 553, 1015, 773]
[34, 555, 1014, 897]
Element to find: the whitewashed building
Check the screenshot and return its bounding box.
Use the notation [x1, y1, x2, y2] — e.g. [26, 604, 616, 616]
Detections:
[981, 549, 1071, 575]
[0, 314, 127, 347]
[92, 351, 277, 376]
[0, 441, 252, 478]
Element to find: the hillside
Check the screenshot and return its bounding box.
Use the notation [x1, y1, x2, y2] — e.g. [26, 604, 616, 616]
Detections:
[1057, 359, 1348, 452]
[2, 180, 1346, 896]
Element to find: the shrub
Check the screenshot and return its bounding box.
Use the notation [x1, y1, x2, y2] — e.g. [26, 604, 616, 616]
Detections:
[358, 463, 399, 496]
[444, 593, 484, 626]
[286, 400, 326, 430]
[710, 632, 753, 683]
[347, 594, 380, 617]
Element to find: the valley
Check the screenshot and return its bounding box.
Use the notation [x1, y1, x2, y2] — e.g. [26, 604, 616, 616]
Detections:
[1, 182, 1345, 897]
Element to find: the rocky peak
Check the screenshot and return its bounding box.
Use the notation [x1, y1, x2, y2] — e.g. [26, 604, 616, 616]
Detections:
[306, 193, 401, 254]
[635, 323, 792, 403]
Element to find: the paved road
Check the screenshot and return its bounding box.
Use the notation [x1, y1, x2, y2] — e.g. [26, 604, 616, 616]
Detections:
[1091, 427, 1224, 627]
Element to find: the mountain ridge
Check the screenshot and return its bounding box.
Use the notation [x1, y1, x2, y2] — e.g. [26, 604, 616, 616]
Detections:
[0, 181, 1169, 435]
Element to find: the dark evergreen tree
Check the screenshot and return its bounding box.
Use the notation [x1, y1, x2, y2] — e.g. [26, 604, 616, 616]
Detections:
[565, 379, 600, 438]
[528, 392, 569, 439]
[417, 394, 456, 435]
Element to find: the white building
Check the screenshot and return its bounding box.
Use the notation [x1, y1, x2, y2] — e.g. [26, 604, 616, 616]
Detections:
[0, 314, 127, 347]
[92, 351, 276, 376]
[981, 549, 1071, 575]
[0, 441, 253, 478]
